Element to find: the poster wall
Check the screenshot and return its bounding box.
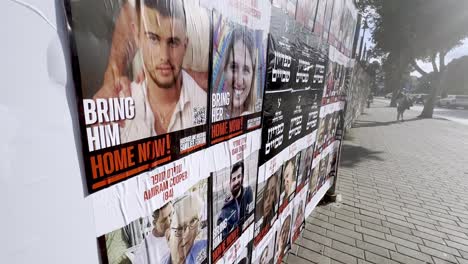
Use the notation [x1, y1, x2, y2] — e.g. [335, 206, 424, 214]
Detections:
[63, 0, 361, 263]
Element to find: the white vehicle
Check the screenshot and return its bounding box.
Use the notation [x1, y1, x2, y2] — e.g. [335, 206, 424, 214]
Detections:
[438, 95, 468, 109]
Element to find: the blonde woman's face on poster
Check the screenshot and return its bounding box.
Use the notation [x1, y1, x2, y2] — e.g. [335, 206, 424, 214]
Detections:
[225, 40, 254, 109]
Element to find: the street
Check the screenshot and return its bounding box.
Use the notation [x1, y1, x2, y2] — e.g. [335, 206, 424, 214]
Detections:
[375, 97, 468, 126]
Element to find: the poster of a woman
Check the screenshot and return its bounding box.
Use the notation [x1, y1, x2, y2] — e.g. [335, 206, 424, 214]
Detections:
[211, 16, 266, 122]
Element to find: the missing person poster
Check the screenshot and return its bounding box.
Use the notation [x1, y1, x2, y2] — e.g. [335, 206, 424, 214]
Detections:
[308, 154, 321, 199]
[207, 0, 270, 145]
[279, 153, 300, 209]
[291, 186, 308, 243]
[274, 202, 293, 264]
[254, 163, 282, 245]
[212, 151, 259, 262]
[296, 131, 317, 192]
[65, 0, 211, 193]
[207, 123, 262, 262]
[89, 144, 210, 263]
[252, 223, 277, 264]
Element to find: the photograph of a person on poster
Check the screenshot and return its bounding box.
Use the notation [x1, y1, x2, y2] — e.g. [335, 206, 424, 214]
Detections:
[102, 180, 208, 264]
[293, 201, 305, 232]
[73, 0, 209, 144]
[216, 161, 254, 240]
[133, 203, 173, 263]
[318, 155, 329, 186]
[297, 145, 314, 186]
[162, 193, 207, 264]
[119, 0, 207, 142]
[281, 156, 298, 205]
[255, 168, 281, 231]
[275, 214, 292, 262]
[309, 165, 319, 195]
[212, 18, 265, 122]
[252, 230, 275, 264]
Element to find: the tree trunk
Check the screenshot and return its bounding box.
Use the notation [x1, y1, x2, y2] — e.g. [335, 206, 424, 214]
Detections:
[419, 51, 447, 118]
[419, 73, 440, 118]
[388, 51, 409, 107]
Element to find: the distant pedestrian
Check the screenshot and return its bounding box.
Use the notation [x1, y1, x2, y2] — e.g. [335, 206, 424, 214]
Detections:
[396, 93, 410, 121]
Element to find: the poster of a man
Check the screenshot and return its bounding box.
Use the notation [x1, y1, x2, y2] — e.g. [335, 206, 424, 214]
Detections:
[212, 152, 258, 251]
[100, 180, 208, 264]
[211, 17, 266, 122]
[66, 0, 211, 191]
[216, 161, 254, 240]
[255, 167, 281, 232]
[67, 0, 209, 149]
[296, 145, 314, 189]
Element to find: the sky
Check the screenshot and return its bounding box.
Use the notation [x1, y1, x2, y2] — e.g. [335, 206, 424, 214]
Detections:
[410, 39, 468, 77]
[359, 21, 468, 78]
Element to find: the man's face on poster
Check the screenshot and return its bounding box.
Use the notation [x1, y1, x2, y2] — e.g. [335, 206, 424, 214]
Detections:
[283, 162, 295, 196]
[168, 208, 200, 262]
[154, 203, 173, 234]
[230, 167, 243, 198]
[139, 6, 188, 89]
[263, 175, 277, 217]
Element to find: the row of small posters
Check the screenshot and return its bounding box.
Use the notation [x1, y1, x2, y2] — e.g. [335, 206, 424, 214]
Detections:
[64, 0, 356, 263]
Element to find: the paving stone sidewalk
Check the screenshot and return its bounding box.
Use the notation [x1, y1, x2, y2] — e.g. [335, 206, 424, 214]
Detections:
[286, 99, 468, 264]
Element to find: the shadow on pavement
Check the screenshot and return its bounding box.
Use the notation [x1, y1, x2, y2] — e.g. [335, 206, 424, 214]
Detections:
[340, 145, 384, 168]
[352, 117, 420, 128]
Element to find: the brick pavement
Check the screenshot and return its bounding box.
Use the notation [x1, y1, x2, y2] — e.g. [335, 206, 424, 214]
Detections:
[285, 99, 468, 264]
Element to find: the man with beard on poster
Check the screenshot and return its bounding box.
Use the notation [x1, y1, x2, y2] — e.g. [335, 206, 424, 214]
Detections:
[133, 202, 173, 264]
[217, 161, 254, 240]
[94, 0, 207, 143]
[163, 193, 207, 264]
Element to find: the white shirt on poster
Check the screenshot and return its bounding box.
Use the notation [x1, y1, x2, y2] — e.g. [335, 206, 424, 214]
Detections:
[132, 234, 169, 264]
[120, 70, 207, 143]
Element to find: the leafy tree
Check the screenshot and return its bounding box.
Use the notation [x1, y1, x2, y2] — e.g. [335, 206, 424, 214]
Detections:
[359, 0, 468, 116]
